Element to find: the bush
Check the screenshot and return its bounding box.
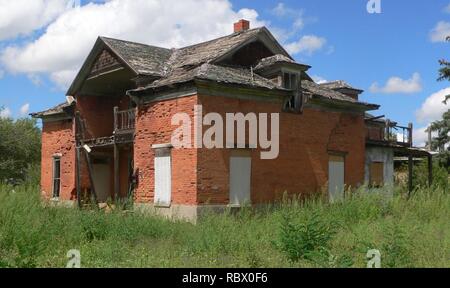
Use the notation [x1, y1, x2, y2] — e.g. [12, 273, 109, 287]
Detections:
[276, 210, 338, 263]
[412, 160, 449, 192]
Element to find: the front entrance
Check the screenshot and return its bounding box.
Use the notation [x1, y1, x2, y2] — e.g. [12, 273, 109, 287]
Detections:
[92, 157, 112, 203]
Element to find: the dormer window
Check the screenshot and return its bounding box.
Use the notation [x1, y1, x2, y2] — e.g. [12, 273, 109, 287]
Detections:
[283, 72, 298, 90]
[253, 55, 310, 114]
[283, 72, 302, 112]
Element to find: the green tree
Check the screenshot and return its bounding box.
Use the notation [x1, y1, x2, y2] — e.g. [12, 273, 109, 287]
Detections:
[429, 36, 450, 170]
[0, 107, 41, 183]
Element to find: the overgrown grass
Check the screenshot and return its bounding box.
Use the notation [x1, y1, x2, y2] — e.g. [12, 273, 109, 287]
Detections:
[0, 183, 448, 268]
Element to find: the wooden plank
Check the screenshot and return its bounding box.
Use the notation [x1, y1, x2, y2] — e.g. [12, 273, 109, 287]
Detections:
[369, 162, 384, 187]
[84, 149, 98, 204]
[113, 106, 119, 132]
[114, 144, 120, 203]
[75, 147, 82, 209]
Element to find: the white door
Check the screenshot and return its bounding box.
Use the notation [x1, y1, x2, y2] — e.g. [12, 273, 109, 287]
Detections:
[93, 161, 111, 203]
[154, 150, 171, 207]
[229, 153, 251, 206]
[328, 155, 345, 202]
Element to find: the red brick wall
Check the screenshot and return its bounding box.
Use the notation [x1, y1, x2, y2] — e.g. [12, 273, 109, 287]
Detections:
[366, 123, 385, 141]
[133, 95, 198, 205]
[40, 119, 76, 200]
[76, 95, 129, 139]
[197, 94, 366, 204]
[40, 93, 367, 206]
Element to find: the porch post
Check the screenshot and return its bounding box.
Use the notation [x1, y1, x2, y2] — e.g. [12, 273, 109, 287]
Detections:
[84, 149, 98, 204]
[76, 147, 82, 209]
[114, 143, 120, 203]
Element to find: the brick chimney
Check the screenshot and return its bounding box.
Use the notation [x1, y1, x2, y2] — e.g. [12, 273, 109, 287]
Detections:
[234, 19, 250, 33]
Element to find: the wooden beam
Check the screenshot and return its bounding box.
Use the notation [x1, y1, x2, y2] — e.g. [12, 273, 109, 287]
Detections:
[408, 123, 413, 148]
[83, 149, 98, 204]
[114, 106, 119, 133]
[114, 143, 120, 203]
[408, 154, 413, 197]
[75, 147, 82, 209]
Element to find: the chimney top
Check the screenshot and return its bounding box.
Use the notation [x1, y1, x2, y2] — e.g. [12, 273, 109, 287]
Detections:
[234, 19, 250, 33]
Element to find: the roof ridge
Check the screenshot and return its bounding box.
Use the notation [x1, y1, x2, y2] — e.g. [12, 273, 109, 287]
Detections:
[100, 36, 171, 51]
[177, 27, 264, 50]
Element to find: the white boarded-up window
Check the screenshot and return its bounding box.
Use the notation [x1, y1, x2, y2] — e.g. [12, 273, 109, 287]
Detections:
[52, 156, 61, 198]
[229, 150, 251, 206]
[328, 154, 345, 202]
[154, 147, 172, 207]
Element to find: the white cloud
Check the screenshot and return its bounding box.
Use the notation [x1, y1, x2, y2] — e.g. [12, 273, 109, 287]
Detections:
[0, 0, 264, 90]
[416, 87, 450, 124]
[0, 107, 12, 119]
[311, 75, 327, 84]
[20, 103, 30, 116]
[285, 35, 326, 55]
[369, 73, 422, 94]
[269, 3, 307, 44]
[430, 21, 450, 43]
[444, 3, 450, 13]
[0, 70, 4, 79]
[28, 74, 43, 87]
[0, 0, 73, 41]
[413, 126, 429, 147]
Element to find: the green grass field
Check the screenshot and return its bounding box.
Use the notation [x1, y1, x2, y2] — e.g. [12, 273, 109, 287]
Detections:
[0, 183, 448, 268]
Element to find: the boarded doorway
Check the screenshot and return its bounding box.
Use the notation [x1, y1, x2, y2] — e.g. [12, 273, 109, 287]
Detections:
[369, 162, 384, 187]
[328, 155, 345, 202]
[92, 157, 112, 203]
[154, 148, 172, 207]
[229, 150, 252, 206]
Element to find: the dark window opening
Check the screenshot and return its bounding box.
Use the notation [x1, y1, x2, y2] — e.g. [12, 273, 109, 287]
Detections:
[283, 72, 302, 112]
[52, 157, 61, 198]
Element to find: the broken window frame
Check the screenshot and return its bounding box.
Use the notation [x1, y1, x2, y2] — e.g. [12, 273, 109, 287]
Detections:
[52, 155, 61, 199]
[282, 70, 303, 113]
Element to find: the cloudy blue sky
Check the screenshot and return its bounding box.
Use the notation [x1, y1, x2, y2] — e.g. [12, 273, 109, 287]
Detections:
[0, 0, 448, 145]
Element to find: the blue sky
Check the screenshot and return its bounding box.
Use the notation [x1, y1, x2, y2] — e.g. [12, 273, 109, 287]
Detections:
[0, 0, 449, 145]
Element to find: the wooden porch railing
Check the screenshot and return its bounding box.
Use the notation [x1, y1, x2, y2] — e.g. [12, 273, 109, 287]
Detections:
[366, 118, 413, 147]
[114, 107, 136, 133]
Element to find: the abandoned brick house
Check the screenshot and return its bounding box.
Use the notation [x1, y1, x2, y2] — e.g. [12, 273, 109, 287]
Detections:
[32, 20, 432, 219]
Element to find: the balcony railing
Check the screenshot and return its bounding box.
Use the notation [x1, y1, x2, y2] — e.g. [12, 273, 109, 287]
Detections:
[366, 118, 413, 148]
[114, 107, 136, 134]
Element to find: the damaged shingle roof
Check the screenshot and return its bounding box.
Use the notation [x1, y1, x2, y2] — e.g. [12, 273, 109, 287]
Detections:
[319, 80, 363, 93]
[101, 37, 172, 76]
[168, 27, 274, 69]
[30, 102, 72, 118]
[302, 80, 378, 108]
[132, 63, 281, 91]
[254, 54, 309, 71]
[63, 26, 377, 113]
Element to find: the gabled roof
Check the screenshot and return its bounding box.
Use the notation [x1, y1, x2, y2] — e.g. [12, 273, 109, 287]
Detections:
[319, 80, 364, 93]
[63, 25, 377, 111]
[67, 37, 172, 95]
[168, 27, 291, 69]
[101, 37, 172, 76]
[67, 27, 291, 96]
